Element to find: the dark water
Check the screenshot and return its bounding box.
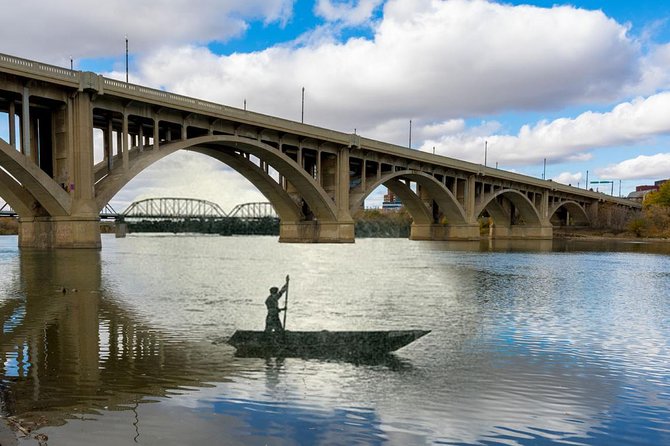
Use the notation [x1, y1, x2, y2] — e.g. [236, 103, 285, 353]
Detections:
[0, 235, 669, 445]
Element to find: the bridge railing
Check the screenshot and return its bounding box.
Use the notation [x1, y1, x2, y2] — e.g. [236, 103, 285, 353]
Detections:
[0, 53, 78, 82]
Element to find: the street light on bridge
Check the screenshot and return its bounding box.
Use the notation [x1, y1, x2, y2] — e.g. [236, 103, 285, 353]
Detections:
[590, 180, 614, 195]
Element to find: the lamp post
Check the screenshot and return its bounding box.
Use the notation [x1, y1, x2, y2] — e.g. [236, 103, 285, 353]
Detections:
[590, 180, 614, 195]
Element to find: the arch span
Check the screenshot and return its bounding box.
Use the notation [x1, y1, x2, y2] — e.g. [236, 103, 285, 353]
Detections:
[549, 200, 590, 226]
[474, 189, 543, 226]
[0, 139, 71, 217]
[354, 170, 468, 225]
[0, 166, 39, 216]
[94, 135, 337, 223]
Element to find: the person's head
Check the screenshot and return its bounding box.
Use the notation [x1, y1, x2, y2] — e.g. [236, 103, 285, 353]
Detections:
[270, 286, 279, 293]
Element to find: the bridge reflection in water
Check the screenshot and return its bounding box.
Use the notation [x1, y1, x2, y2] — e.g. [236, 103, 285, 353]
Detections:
[0, 249, 234, 430]
[0, 248, 392, 444]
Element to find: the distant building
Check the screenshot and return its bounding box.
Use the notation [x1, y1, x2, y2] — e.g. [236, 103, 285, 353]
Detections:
[382, 188, 402, 212]
[628, 179, 668, 202]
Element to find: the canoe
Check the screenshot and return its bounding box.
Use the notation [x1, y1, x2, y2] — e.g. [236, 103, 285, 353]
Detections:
[227, 329, 430, 358]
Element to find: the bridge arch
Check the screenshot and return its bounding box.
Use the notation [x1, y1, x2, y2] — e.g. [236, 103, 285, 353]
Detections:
[95, 135, 338, 223]
[352, 170, 468, 225]
[548, 200, 590, 226]
[474, 189, 544, 226]
[0, 139, 71, 217]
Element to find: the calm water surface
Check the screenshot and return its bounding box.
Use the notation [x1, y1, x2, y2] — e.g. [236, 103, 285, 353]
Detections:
[0, 234, 669, 445]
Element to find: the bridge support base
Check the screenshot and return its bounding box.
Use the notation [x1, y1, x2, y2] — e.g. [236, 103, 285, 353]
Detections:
[410, 223, 481, 241]
[18, 216, 102, 249]
[279, 221, 355, 243]
[490, 225, 553, 240]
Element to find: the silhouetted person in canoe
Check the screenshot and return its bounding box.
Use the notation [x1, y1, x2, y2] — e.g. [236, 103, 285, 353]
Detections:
[265, 283, 288, 333]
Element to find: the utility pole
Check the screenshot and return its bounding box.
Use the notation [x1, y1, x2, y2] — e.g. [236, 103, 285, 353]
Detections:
[484, 140, 488, 167]
[409, 120, 412, 149]
[301, 87, 305, 123]
[125, 35, 129, 83]
[543, 158, 546, 180]
[586, 170, 589, 189]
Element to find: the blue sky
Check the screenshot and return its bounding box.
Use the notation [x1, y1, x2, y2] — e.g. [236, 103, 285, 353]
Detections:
[2, 0, 670, 210]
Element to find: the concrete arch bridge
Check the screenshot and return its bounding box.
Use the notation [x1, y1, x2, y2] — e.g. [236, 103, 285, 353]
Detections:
[0, 53, 640, 248]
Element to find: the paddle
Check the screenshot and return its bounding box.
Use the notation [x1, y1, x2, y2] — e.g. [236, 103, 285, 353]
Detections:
[282, 274, 289, 330]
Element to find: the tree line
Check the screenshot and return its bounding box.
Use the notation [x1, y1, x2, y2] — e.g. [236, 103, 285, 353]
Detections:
[628, 181, 670, 238]
[125, 217, 280, 236]
[123, 210, 413, 238]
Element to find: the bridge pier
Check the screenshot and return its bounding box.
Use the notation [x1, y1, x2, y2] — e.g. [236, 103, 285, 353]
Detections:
[279, 221, 355, 243]
[410, 223, 481, 241]
[489, 225, 553, 240]
[18, 216, 101, 249]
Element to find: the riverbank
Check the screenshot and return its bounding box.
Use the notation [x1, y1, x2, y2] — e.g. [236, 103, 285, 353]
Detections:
[553, 227, 670, 243]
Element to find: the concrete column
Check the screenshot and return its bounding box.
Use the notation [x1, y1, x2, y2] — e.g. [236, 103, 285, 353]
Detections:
[116, 128, 122, 157]
[138, 123, 144, 151]
[18, 91, 102, 249]
[336, 146, 351, 219]
[106, 118, 113, 171]
[8, 101, 16, 148]
[465, 175, 476, 222]
[541, 190, 549, 221]
[153, 119, 159, 150]
[316, 148, 322, 186]
[21, 86, 31, 157]
[71, 92, 95, 204]
[122, 113, 129, 171]
[361, 159, 366, 192]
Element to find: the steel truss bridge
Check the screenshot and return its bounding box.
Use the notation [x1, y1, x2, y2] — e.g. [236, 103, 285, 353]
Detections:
[0, 201, 15, 217]
[3, 197, 282, 221]
[118, 198, 277, 220]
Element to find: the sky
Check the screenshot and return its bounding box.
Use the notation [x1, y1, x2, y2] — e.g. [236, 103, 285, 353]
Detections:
[1, 0, 670, 211]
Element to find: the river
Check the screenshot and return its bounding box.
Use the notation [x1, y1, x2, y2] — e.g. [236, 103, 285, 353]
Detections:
[0, 234, 668, 445]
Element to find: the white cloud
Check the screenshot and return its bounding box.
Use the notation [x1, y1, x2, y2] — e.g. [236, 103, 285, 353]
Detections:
[0, 0, 294, 64]
[421, 91, 670, 167]
[315, 0, 384, 25]
[130, 0, 642, 145]
[633, 42, 670, 95]
[596, 153, 670, 180]
[110, 152, 265, 211]
[552, 171, 584, 186]
[7, 1, 669, 204]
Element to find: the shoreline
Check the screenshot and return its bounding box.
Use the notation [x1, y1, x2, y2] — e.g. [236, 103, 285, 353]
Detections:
[553, 229, 670, 244]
